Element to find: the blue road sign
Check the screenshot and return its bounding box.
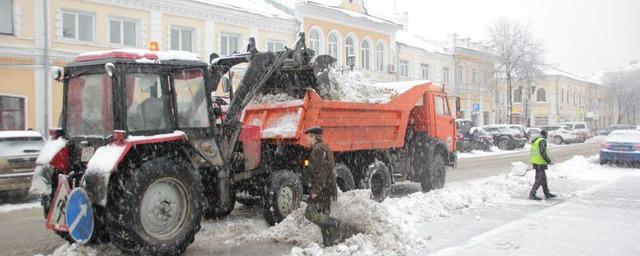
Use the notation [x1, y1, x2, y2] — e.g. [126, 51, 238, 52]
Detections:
[472, 103, 480, 112]
[65, 188, 94, 243]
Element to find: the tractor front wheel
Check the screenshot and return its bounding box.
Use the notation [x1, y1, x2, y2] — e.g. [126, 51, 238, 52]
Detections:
[262, 170, 303, 225]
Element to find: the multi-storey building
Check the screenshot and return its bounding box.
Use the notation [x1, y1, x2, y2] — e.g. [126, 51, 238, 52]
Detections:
[502, 68, 615, 129]
[0, 0, 299, 135]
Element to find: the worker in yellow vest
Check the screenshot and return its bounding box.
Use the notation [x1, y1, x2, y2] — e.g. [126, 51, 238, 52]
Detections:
[529, 130, 557, 200]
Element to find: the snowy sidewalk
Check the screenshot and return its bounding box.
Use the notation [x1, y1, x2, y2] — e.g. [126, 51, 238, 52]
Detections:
[431, 176, 640, 256]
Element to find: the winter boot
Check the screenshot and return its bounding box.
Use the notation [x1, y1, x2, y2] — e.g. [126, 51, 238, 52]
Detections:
[545, 193, 557, 199]
[321, 227, 334, 247]
[529, 194, 542, 200]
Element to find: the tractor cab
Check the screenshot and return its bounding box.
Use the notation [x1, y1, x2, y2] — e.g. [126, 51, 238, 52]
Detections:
[50, 49, 220, 177]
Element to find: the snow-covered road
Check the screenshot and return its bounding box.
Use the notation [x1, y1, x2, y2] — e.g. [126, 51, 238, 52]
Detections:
[38, 153, 640, 256]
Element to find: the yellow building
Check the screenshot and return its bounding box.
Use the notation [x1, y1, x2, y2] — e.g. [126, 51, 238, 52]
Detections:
[287, 0, 401, 82]
[502, 68, 615, 129]
[451, 36, 497, 125]
[0, 0, 299, 135]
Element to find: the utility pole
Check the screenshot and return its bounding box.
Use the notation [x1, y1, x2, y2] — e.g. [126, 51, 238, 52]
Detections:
[43, 0, 50, 137]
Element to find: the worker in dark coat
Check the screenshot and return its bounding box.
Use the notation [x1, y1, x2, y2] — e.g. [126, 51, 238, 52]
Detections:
[303, 126, 355, 246]
[529, 130, 557, 200]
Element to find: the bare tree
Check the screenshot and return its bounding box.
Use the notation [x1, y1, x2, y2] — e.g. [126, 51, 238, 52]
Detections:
[603, 65, 640, 124]
[488, 18, 546, 124]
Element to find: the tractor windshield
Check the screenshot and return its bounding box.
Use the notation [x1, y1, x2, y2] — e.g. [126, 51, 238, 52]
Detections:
[65, 73, 114, 138]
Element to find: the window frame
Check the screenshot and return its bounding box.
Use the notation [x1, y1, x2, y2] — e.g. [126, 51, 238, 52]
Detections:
[375, 41, 385, 72]
[399, 59, 409, 78]
[0, 0, 14, 35]
[0, 94, 26, 131]
[360, 38, 371, 70]
[327, 31, 340, 63]
[308, 28, 322, 54]
[420, 63, 429, 80]
[442, 67, 450, 83]
[219, 32, 240, 56]
[345, 35, 356, 66]
[62, 10, 96, 42]
[536, 88, 547, 103]
[170, 26, 196, 52]
[513, 88, 522, 103]
[265, 39, 285, 52]
[108, 17, 138, 47]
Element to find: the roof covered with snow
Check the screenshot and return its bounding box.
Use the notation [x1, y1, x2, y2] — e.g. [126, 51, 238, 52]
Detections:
[545, 67, 602, 85]
[75, 49, 201, 63]
[396, 30, 450, 55]
[289, 0, 400, 27]
[191, 0, 297, 20]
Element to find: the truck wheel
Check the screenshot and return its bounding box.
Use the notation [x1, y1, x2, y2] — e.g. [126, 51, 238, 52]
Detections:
[105, 157, 202, 255]
[335, 164, 356, 192]
[364, 161, 391, 202]
[263, 170, 303, 225]
[422, 150, 447, 192]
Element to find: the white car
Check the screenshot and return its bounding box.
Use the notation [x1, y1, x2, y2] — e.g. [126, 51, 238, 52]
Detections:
[560, 121, 590, 141]
[0, 131, 46, 199]
[539, 125, 581, 144]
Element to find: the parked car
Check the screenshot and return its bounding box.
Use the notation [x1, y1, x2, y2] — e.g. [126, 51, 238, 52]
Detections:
[507, 124, 528, 139]
[597, 124, 638, 136]
[527, 127, 542, 142]
[560, 121, 590, 141]
[539, 125, 581, 144]
[458, 127, 495, 152]
[0, 131, 46, 200]
[600, 130, 640, 167]
[455, 119, 474, 136]
[480, 125, 527, 150]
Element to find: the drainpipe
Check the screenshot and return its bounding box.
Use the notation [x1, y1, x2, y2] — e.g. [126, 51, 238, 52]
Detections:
[43, 0, 50, 137]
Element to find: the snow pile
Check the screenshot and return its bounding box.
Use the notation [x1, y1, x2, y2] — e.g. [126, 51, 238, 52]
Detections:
[261, 111, 302, 138]
[29, 165, 51, 195]
[325, 71, 400, 103]
[86, 144, 126, 173]
[250, 93, 297, 104]
[237, 191, 428, 256]
[38, 243, 119, 256]
[0, 201, 40, 213]
[548, 155, 637, 181]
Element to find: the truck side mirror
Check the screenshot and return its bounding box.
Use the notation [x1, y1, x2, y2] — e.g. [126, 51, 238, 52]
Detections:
[105, 63, 116, 77]
[455, 96, 462, 118]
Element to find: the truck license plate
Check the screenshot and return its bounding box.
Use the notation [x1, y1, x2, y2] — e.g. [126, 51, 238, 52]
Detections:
[81, 147, 95, 162]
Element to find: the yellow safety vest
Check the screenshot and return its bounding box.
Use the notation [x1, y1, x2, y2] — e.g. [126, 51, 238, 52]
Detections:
[530, 137, 548, 165]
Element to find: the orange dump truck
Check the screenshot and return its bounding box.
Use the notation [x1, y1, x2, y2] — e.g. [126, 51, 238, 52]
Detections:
[238, 80, 458, 214]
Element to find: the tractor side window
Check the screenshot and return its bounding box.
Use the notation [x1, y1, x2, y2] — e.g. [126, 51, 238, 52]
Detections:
[125, 74, 169, 131]
[173, 69, 209, 128]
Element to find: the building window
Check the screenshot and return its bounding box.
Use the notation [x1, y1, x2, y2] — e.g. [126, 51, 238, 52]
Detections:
[0, 0, 13, 35]
[170, 27, 195, 52]
[420, 63, 429, 80]
[472, 67, 477, 85]
[309, 28, 321, 54]
[62, 11, 95, 42]
[456, 65, 464, 84]
[0, 95, 25, 130]
[561, 89, 564, 103]
[513, 88, 522, 103]
[536, 88, 546, 102]
[375, 42, 385, 72]
[266, 40, 285, 52]
[219, 33, 239, 56]
[109, 18, 137, 47]
[399, 60, 409, 78]
[442, 67, 450, 83]
[360, 39, 371, 69]
[345, 35, 356, 66]
[483, 71, 489, 86]
[328, 32, 339, 63]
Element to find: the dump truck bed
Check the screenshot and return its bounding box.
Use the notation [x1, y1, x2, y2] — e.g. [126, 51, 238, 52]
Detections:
[242, 81, 443, 152]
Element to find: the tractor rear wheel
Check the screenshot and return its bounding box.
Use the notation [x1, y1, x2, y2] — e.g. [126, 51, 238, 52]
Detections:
[105, 157, 202, 255]
[263, 170, 303, 225]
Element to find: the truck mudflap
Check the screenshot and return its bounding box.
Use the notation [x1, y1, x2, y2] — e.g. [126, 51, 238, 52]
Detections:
[83, 131, 187, 206]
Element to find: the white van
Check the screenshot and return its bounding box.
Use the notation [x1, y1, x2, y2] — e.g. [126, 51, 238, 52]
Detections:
[560, 121, 590, 141]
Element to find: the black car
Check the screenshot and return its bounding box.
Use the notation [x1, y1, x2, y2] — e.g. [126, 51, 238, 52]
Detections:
[480, 125, 527, 150]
